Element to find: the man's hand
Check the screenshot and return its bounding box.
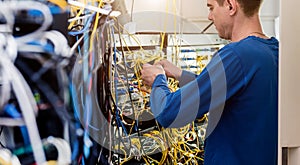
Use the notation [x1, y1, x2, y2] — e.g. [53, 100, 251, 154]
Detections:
[155, 59, 182, 80]
[141, 63, 165, 86]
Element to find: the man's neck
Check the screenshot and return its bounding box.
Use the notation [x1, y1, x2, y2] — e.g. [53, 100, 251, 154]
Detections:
[230, 14, 266, 42]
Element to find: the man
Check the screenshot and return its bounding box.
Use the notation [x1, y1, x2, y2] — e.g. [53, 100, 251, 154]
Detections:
[141, 0, 278, 164]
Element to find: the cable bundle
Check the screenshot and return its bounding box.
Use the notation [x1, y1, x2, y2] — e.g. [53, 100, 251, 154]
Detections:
[0, 1, 75, 164]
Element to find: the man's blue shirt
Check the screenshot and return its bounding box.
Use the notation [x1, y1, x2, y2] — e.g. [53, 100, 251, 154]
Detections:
[150, 36, 279, 165]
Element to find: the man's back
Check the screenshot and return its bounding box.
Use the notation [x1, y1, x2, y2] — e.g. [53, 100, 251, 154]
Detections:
[204, 36, 279, 165]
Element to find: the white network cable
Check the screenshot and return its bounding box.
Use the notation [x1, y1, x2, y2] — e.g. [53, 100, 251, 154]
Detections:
[5, 1, 54, 44]
[0, 4, 14, 33]
[43, 30, 72, 58]
[45, 137, 72, 164]
[68, 0, 121, 17]
[0, 34, 11, 110]
[0, 33, 46, 165]
[103, 0, 115, 4]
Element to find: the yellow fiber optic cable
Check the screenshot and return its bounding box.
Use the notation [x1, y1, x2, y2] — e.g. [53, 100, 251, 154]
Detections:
[47, 0, 68, 10]
[89, 0, 103, 51]
[68, 8, 84, 30]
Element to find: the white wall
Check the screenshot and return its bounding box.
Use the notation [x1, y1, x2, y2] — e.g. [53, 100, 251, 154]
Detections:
[279, 0, 300, 164]
[279, 0, 300, 148]
[260, 0, 280, 36]
[121, 0, 279, 36]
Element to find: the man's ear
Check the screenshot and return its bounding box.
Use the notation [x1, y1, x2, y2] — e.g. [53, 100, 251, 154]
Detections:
[226, 0, 237, 15]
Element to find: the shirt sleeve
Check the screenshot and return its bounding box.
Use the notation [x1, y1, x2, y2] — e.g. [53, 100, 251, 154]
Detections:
[150, 47, 245, 128]
[178, 70, 197, 87]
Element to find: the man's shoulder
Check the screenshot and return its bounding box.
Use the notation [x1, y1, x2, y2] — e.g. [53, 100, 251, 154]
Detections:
[221, 37, 254, 50]
[219, 36, 278, 55]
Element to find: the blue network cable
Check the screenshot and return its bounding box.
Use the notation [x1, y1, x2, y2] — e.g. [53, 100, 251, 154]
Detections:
[4, 104, 30, 146]
[68, 13, 96, 36]
[112, 27, 128, 136]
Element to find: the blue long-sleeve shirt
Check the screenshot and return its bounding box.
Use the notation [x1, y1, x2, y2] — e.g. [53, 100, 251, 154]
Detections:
[150, 36, 279, 165]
